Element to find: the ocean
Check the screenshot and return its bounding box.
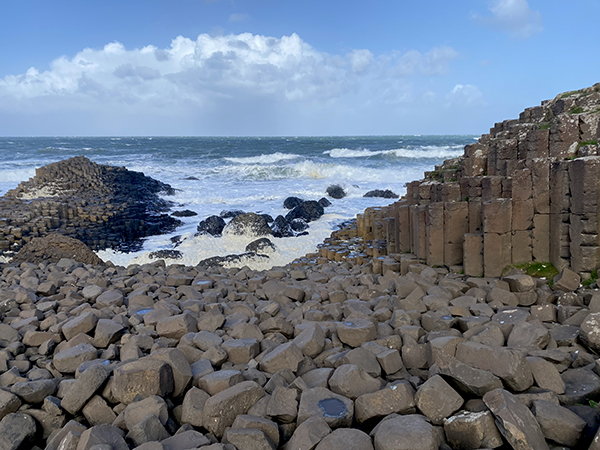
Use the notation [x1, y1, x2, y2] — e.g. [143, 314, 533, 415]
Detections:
[0, 135, 476, 269]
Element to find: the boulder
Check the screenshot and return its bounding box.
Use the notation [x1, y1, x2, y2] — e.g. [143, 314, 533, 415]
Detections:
[373, 414, 439, 450]
[224, 212, 273, 237]
[285, 201, 324, 223]
[271, 215, 295, 238]
[326, 185, 346, 199]
[283, 196, 304, 209]
[171, 209, 197, 217]
[0, 413, 37, 450]
[246, 238, 276, 254]
[197, 215, 226, 236]
[220, 209, 245, 218]
[363, 189, 399, 198]
[315, 428, 374, 450]
[11, 233, 105, 266]
[318, 197, 332, 207]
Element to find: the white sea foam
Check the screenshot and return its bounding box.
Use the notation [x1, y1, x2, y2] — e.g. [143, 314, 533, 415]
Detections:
[325, 145, 464, 159]
[224, 152, 303, 164]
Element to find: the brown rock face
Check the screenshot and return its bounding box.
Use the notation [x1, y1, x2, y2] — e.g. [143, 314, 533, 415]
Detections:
[347, 83, 600, 279]
[11, 233, 104, 266]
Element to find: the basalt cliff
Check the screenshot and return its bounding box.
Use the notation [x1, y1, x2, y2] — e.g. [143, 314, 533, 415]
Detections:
[349, 84, 600, 278]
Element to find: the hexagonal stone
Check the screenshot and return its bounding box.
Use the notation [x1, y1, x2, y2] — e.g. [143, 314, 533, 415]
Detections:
[10, 379, 56, 404]
[328, 365, 381, 400]
[202, 381, 265, 437]
[0, 413, 37, 450]
[0, 391, 21, 421]
[532, 399, 586, 446]
[483, 388, 549, 450]
[53, 343, 98, 374]
[156, 312, 197, 340]
[355, 382, 415, 423]
[526, 356, 565, 394]
[181, 387, 210, 428]
[337, 318, 376, 347]
[161, 430, 210, 450]
[112, 358, 174, 404]
[284, 416, 331, 450]
[315, 428, 373, 450]
[60, 364, 109, 415]
[266, 386, 298, 424]
[224, 428, 275, 450]
[373, 414, 439, 450]
[259, 342, 303, 374]
[293, 323, 326, 358]
[414, 375, 463, 425]
[222, 338, 260, 365]
[149, 347, 192, 398]
[443, 410, 503, 449]
[297, 387, 354, 429]
[198, 370, 244, 396]
[123, 396, 169, 431]
[232, 415, 280, 448]
[61, 311, 98, 341]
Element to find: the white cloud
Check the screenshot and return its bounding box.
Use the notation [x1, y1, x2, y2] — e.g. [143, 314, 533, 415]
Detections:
[446, 84, 485, 106]
[0, 33, 476, 135]
[476, 0, 543, 39]
[229, 13, 250, 23]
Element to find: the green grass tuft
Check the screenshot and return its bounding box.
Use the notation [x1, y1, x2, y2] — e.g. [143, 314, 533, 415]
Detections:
[569, 106, 584, 114]
[583, 269, 598, 287]
[579, 140, 599, 147]
[539, 123, 551, 130]
[510, 261, 559, 281]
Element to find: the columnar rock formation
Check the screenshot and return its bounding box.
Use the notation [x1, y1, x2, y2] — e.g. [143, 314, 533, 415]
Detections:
[0, 156, 181, 256]
[356, 84, 600, 278]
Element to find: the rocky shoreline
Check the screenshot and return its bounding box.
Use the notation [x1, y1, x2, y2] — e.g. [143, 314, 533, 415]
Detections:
[2, 86, 600, 450]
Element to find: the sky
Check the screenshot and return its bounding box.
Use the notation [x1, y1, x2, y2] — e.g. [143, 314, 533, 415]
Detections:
[0, 0, 598, 137]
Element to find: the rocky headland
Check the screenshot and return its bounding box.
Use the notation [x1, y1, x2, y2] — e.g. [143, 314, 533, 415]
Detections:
[1, 86, 600, 450]
[0, 156, 182, 257]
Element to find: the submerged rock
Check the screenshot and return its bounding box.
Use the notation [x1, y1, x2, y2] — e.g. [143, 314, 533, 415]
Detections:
[148, 250, 183, 260]
[286, 201, 324, 223]
[245, 238, 276, 254]
[224, 213, 273, 237]
[196, 252, 269, 269]
[363, 189, 398, 199]
[171, 209, 198, 217]
[283, 196, 304, 210]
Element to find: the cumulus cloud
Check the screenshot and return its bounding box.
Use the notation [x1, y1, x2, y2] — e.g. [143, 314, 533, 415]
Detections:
[475, 0, 543, 39]
[446, 84, 485, 107]
[0, 33, 478, 135]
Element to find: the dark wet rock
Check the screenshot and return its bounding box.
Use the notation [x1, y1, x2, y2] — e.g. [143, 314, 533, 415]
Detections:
[148, 250, 183, 260]
[183, 176, 199, 180]
[283, 196, 304, 210]
[224, 213, 273, 237]
[196, 252, 269, 270]
[271, 215, 294, 238]
[220, 209, 245, 219]
[246, 238, 276, 254]
[318, 197, 332, 207]
[326, 184, 346, 199]
[171, 209, 197, 217]
[286, 201, 324, 223]
[363, 189, 399, 198]
[11, 233, 105, 266]
[0, 413, 37, 450]
[197, 215, 226, 236]
[0, 156, 181, 256]
[290, 218, 309, 232]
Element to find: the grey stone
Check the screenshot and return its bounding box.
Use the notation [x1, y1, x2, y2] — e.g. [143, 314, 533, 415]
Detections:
[224, 428, 275, 450]
[10, 379, 56, 404]
[284, 416, 331, 450]
[443, 410, 503, 450]
[0, 413, 37, 450]
[160, 430, 211, 450]
[149, 347, 192, 398]
[82, 395, 116, 426]
[123, 396, 169, 430]
[414, 375, 463, 425]
[531, 399, 586, 446]
[526, 356, 565, 394]
[180, 387, 210, 428]
[328, 364, 381, 400]
[232, 415, 280, 448]
[373, 414, 439, 450]
[355, 382, 415, 423]
[222, 338, 260, 365]
[297, 387, 354, 429]
[315, 428, 374, 450]
[126, 413, 170, 447]
[76, 424, 128, 450]
[202, 380, 265, 437]
[259, 342, 304, 374]
[0, 391, 21, 422]
[53, 343, 98, 374]
[266, 386, 298, 423]
[198, 370, 244, 396]
[112, 358, 174, 404]
[483, 388, 549, 450]
[61, 311, 98, 341]
[337, 319, 376, 347]
[436, 356, 503, 397]
[293, 323, 326, 358]
[61, 364, 109, 414]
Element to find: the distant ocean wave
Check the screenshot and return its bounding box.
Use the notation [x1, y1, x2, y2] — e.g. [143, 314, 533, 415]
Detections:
[324, 145, 464, 159]
[224, 152, 303, 164]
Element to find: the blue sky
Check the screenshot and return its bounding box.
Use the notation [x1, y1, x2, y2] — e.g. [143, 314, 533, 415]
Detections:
[0, 0, 598, 136]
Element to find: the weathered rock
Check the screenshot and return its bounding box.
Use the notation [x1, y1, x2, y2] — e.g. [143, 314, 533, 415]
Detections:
[284, 416, 331, 450]
[76, 424, 128, 450]
[156, 312, 197, 340]
[0, 391, 21, 422]
[202, 381, 265, 437]
[336, 318, 377, 348]
[326, 185, 346, 199]
[53, 343, 98, 374]
[161, 430, 210, 450]
[483, 388, 549, 450]
[10, 379, 56, 404]
[552, 267, 581, 292]
[266, 386, 298, 423]
[11, 234, 105, 266]
[112, 358, 174, 404]
[315, 428, 373, 450]
[180, 387, 210, 428]
[286, 201, 325, 223]
[149, 347, 192, 398]
[531, 399, 586, 446]
[297, 387, 354, 429]
[197, 215, 226, 236]
[61, 364, 109, 414]
[293, 323, 326, 358]
[259, 342, 304, 374]
[363, 189, 398, 199]
[373, 414, 439, 450]
[414, 375, 464, 425]
[443, 410, 504, 450]
[246, 238, 276, 254]
[284, 196, 304, 210]
[355, 382, 415, 423]
[328, 364, 381, 400]
[126, 413, 170, 446]
[0, 413, 37, 450]
[224, 428, 275, 450]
